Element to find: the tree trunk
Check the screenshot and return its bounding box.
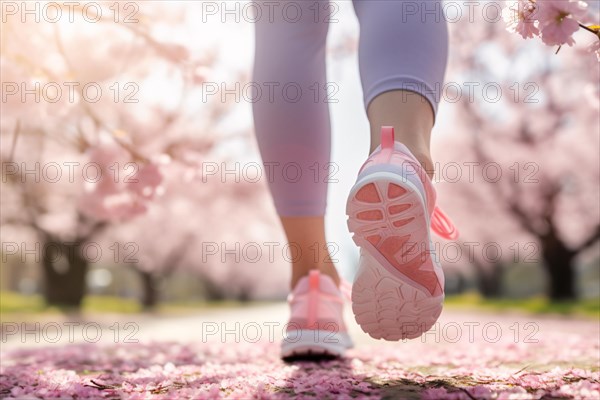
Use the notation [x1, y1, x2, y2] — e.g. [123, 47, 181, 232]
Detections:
[541, 234, 577, 301]
[453, 272, 467, 294]
[236, 286, 252, 302]
[473, 262, 504, 298]
[199, 275, 227, 301]
[42, 241, 88, 308]
[139, 270, 159, 310]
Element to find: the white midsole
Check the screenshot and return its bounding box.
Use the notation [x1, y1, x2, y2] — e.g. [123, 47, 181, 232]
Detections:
[281, 329, 353, 357]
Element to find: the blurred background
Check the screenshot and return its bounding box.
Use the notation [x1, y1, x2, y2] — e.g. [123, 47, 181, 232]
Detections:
[1, 0, 599, 319]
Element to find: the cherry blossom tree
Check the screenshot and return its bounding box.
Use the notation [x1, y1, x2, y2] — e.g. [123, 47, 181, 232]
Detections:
[0, 2, 275, 307]
[502, 0, 600, 57]
[436, 0, 600, 300]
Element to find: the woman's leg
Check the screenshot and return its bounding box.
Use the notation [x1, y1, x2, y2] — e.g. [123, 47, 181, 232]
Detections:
[353, 0, 449, 175]
[280, 217, 339, 288]
[347, 0, 451, 341]
[252, 0, 338, 288]
[367, 92, 435, 178]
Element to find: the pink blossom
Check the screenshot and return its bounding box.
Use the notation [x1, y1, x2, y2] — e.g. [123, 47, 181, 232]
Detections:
[192, 65, 211, 85]
[589, 40, 600, 61]
[127, 163, 163, 199]
[156, 43, 189, 63]
[536, 0, 588, 46]
[77, 144, 162, 222]
[502, 0, 540, 39]
[1, 333, 598, 399]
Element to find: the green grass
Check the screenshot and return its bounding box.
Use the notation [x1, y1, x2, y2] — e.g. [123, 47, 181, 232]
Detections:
[0, 291, 142, 315]
[0, 291, 267, 317]
[0, 291, 49, 314]
[445, 292, 600, 318]
[2, 290, 598, 319]
[82, 295, 142, 313]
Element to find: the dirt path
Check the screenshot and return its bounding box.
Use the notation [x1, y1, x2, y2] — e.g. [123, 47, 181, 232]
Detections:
[2, 304, 599, 399]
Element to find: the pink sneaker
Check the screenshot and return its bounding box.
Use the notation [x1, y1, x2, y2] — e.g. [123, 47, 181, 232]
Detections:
[281, 270, 353, 359]
[346, 127, 458, 340]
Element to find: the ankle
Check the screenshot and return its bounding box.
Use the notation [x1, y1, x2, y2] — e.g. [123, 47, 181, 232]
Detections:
[392, 136, 434, 179]
[409, 150, 435, 180]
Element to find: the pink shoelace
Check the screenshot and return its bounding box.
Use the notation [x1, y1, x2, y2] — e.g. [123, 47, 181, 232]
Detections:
[339, 279, 353, 301]
[381, 127, 459, 241]
[431, 206, 459, 240]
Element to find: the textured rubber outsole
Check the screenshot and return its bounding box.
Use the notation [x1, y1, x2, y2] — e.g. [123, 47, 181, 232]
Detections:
[346, 172, 444, 340]
[281, 330, 353, 359]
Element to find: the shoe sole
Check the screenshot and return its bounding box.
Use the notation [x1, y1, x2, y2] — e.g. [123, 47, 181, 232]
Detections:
[346, 171, 444, 340]
[281, 330, 353, 359]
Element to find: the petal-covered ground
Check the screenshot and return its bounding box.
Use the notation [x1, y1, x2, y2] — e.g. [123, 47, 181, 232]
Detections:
[1, 307, 599, 399]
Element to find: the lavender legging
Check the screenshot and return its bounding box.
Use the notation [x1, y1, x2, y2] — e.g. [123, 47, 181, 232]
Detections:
[252, 0, 448, 216]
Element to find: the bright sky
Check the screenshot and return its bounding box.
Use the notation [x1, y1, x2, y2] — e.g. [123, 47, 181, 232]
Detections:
[177, 0, 464, 280]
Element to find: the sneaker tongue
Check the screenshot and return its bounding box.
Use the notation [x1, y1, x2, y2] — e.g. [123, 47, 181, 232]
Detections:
[292, 276, 311, 295]
[370, 142, 418, 162]
[319, 274, 341, 295]
[292, 272, 341, 296]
